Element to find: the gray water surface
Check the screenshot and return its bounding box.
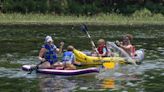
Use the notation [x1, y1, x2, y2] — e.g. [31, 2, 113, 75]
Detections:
[0, 25, 163, 92]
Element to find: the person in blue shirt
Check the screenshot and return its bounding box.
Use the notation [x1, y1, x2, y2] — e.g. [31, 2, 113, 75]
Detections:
[62, 45, 78, 70]
[38, 35, 64, 69]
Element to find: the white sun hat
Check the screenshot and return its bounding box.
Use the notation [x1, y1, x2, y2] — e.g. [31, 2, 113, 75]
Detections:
[45, 35, 53, 43]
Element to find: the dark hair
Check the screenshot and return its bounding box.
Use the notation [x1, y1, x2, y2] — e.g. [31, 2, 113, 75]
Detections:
[123, 34, 133, 41]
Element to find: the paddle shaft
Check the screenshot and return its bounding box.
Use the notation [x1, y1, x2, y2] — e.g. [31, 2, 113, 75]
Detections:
[85, 30, 102, 58]
[28, 61, 44, 74]
[109, 41, 137, 65]
[81, 24, 115, 69]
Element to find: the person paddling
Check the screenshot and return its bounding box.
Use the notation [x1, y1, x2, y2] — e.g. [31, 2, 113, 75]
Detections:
[38, 35, 64, 69]
[116, 34, 136, 57]
[92, 39, 112, 57]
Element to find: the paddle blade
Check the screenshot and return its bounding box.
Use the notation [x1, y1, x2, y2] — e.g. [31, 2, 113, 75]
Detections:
[80, 24, 88, 33]
[103, 62, 115, 69]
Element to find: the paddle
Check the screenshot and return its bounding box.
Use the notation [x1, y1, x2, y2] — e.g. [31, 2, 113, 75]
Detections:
[80, 24, 115, 69]
[28, 61, 44, 74]
[111, 41, 137, 65]
[80, 24, 100, 56]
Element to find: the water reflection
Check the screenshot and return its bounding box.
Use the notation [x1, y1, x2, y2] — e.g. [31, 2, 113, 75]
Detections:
[96, 71, 143, 91]
[101, 78, 115, 89]
[38, 76, 76, 92]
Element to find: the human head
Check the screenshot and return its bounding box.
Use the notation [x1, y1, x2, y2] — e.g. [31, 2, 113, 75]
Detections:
[125, 34, 133, 41]
[45, 35, 53, 44]
[122, 34, 133, 43]
[67, 45, 74, 51]
[97, 39, 105, 46]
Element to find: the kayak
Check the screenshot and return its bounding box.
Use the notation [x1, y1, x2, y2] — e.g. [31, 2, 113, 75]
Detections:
[73, 49, 144, 65]
[73, 42, 144, 65]
[22, 65, 99, 76]
[73, 49, 125, 65]
[73, 49, 128, 65]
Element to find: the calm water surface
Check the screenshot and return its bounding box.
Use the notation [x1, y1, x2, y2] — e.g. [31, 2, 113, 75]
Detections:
[0, 25, 163, 92]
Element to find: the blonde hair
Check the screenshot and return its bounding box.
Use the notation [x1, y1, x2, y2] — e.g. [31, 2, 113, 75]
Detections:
[97, 39, 105, 45]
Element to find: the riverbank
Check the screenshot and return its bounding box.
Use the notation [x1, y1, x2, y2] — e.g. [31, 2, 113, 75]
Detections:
[0, 13, 164, 26]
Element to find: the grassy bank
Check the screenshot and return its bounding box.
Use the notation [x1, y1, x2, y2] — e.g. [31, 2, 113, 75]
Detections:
[0, 12, 164, 26]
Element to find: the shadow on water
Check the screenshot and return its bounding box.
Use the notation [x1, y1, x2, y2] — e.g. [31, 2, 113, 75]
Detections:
[0, 25, 163, 92]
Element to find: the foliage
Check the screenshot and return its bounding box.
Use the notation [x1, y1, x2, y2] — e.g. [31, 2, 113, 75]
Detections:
[132, 8, 152, 17]
[0, 13, 163, 25]
[0, 0, 164, 15]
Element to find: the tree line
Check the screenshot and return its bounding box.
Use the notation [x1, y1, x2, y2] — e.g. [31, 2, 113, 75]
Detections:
[0, 0, 163, 15]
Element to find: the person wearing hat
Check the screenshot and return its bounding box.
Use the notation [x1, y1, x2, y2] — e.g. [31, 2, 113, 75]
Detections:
[38, 35, 64, 69]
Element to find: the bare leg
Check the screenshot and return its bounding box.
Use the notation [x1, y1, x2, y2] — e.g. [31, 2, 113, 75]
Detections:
[53, 62, 63, 67]
[74, 61, 81, 65]
[52, 62, 64, 69]
[38, 61, 51, 69]
[64, 64, 76, 70]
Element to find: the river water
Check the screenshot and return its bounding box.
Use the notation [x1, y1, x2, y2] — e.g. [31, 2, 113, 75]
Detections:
[0, 25, 163, 92]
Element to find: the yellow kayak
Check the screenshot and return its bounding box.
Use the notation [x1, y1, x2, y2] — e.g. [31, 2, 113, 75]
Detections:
[73, 42, 145, 65]
[73, 49, 126, 65]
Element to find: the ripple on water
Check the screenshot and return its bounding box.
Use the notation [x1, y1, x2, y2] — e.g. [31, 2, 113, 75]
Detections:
[37, 76, 77, 92]
[161, 73, 164, 76]
[0, 67, 37, 78]
[16, 56, 38, 65]
[157, 47, 164, 56]
[136, 60, 164, 72]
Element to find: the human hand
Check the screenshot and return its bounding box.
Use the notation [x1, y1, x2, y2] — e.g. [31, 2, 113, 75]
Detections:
[115, 40, 120, 46]
[60, 42, 64, 47]
[38, 57, 46, 62]
[41, 58, 46, 62]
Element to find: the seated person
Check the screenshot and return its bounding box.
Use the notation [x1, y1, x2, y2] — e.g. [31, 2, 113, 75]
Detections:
[62, 45, 79, 70]
[116, 34, 135, 57]
[92, 39, 112, 57]
[38, 35, 64, 69]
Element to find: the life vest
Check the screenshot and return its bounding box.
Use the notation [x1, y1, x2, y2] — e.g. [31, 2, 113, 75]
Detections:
[42, 44, 57, 65]
[97, 45, 108, 56]
[62, 51, 74, 63]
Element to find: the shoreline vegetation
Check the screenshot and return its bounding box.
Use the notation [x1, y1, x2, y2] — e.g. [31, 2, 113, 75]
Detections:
[0, 10, 164, 26]
[0, 0, 164, 26]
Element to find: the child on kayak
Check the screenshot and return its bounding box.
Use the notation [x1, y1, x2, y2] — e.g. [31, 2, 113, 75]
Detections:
[92, 39, 112, 57]
[38, 35, 64, 69]
[61, 45, 79, 70]
[116, 34, 136, 57]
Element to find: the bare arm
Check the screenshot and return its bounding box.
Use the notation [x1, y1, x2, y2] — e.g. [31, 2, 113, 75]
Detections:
[101, 52, 106, 57]
[116, 41, 128, 50]
[120, 45, 131, 50]
[38, 48, 46, 62]
[56, 42, 64, 54]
